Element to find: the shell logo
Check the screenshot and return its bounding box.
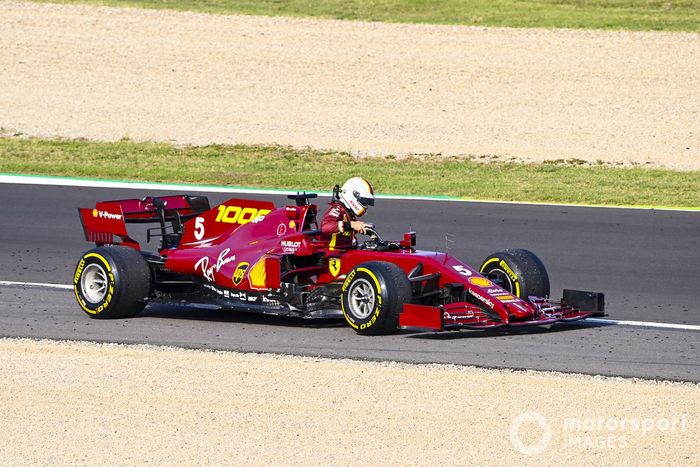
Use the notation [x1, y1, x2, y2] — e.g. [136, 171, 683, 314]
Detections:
[92, 209, 98, 217]
[248, 258, 267, 289]
[468, 277, 492, 287]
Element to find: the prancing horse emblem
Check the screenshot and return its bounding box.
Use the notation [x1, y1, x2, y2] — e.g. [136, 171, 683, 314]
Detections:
[329, 258, 341, 277]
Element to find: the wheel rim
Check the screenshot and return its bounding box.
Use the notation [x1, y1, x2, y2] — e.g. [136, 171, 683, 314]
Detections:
[348, 278, 376, 319]
[81, 263, 108, 304]
[488, 268, 516, 296]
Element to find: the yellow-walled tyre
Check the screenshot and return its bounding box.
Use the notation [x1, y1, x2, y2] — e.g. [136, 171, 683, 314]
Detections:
[479, 249, 550, 301]
[73, 246, 151, 319]
[341, 261, 411, 335]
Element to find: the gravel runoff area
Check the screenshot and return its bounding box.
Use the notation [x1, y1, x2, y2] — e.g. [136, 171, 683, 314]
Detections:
[1, 2, 699, 169]
[0, 338, 697, 465]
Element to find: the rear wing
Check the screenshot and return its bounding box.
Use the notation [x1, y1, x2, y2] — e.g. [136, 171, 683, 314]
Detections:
[78, 195, 210, 250]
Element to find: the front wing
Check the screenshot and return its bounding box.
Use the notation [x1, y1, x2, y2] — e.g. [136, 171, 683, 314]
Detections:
[398, 297, 595, 331]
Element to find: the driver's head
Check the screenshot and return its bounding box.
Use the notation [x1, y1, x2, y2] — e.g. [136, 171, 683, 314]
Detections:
[339, 177, 374, 217]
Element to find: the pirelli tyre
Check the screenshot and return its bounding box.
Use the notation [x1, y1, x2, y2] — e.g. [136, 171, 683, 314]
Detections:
[73, 246, 152, 319]
[341, 261, 411, 335]
[479, 249, 550, 301]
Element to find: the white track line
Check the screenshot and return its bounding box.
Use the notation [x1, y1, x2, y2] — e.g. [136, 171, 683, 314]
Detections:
[1, 280, 698, 331]
[1, 174, 698, 211]
[0, 174, 300, 196]
[0, 280, 73, 290]
[583, 318, 700, 331]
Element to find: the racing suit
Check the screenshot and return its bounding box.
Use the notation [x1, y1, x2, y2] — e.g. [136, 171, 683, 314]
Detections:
[320, 202, 356, 251]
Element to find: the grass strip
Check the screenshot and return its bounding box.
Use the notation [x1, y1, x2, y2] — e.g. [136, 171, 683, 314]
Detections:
[33, 0, 700, 32]
[1, 136, 699, 208]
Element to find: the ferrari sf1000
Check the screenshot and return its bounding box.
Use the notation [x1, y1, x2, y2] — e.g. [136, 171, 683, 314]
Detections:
[74, 192, 604, 334]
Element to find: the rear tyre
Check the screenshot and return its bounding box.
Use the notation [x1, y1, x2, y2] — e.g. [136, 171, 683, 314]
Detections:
[341, 261, 411, 335]
[73, 246, 152, 319]
[479, 249, 550, 300]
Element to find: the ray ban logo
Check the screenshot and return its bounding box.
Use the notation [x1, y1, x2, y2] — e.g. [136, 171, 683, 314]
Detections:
[195, 248, 236, 282]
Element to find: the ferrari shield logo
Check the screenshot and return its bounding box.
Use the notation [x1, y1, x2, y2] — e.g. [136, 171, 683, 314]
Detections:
[329, 258, 341, 277]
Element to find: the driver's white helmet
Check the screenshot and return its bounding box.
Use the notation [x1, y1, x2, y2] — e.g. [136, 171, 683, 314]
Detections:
[339, 177, 375, 217]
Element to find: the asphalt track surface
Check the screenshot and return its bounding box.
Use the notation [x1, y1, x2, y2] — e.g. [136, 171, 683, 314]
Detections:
[0, 182, 698, 381]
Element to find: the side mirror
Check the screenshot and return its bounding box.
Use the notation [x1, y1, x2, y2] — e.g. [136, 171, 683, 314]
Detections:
[400, 232, 416, 247]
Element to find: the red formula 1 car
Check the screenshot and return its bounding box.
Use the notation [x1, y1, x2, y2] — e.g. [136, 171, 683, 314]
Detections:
[73, 192, 604, 334]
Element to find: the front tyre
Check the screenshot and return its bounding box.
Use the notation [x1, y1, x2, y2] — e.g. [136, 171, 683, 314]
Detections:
[341, 261, 411, 335]
[479, 249, 550, 301]
[73, 246, 152, 319]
